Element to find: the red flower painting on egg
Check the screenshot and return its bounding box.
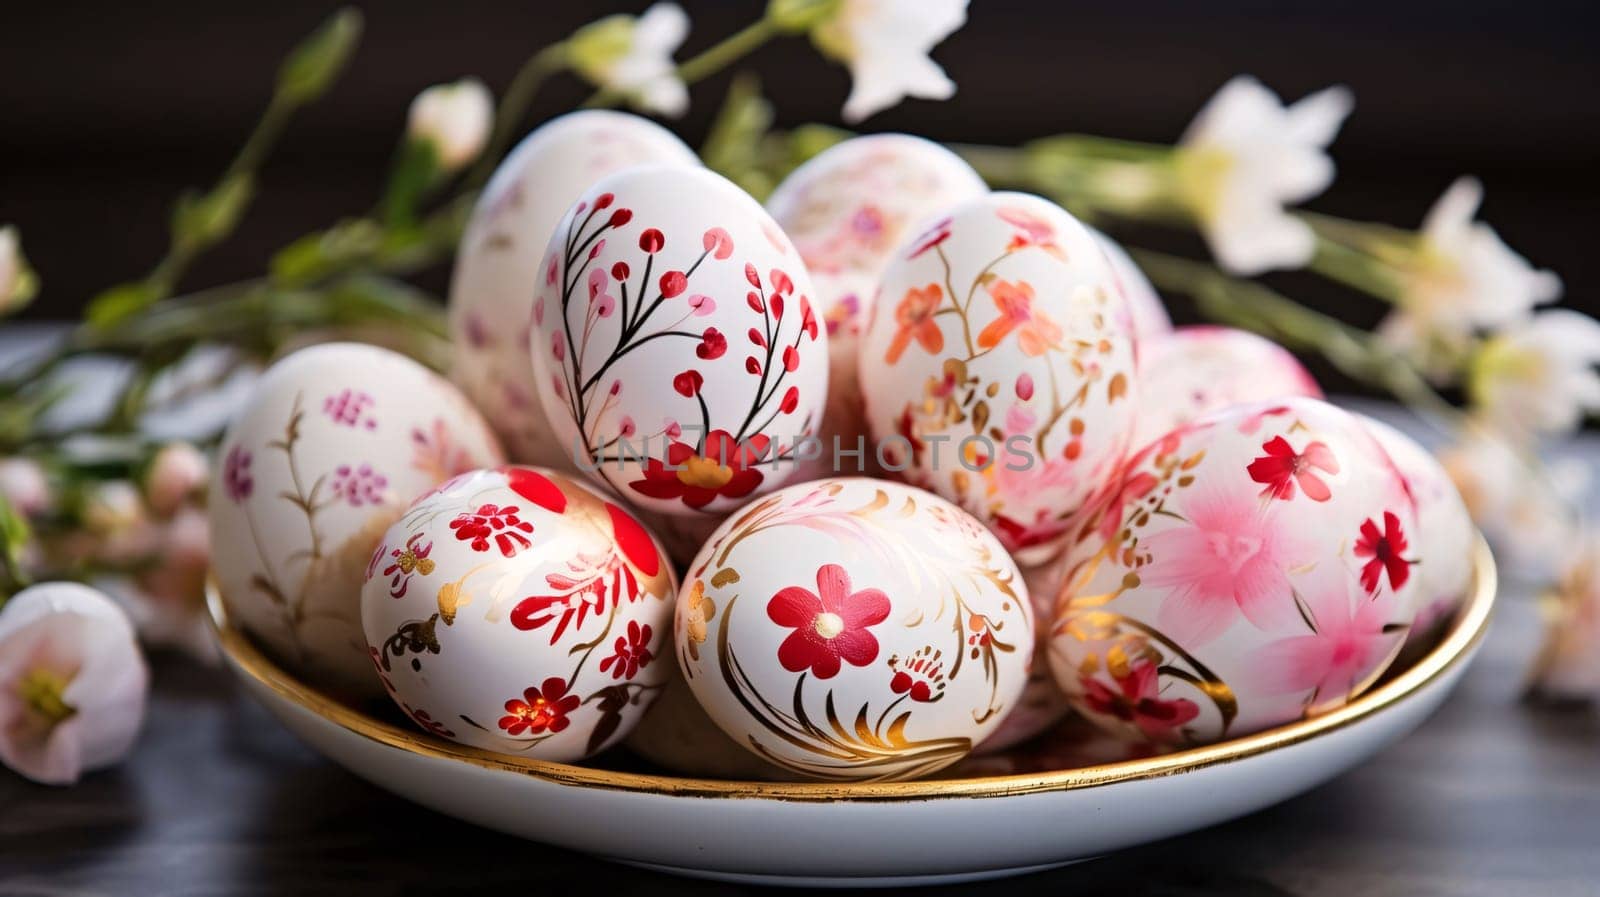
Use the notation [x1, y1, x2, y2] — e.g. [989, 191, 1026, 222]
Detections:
[1079, 660, 1199, 741]
[448, 503, 534, 557]
[767, 563, 891, 679]
[1354, 511, 1414, 593]
[1248, 435, 1339, 502]
[497, 677, 580, 736]
[628, 431, 770, 510]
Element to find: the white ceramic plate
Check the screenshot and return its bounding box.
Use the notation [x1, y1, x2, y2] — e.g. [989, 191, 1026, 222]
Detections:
[210, 539, 1495, 888]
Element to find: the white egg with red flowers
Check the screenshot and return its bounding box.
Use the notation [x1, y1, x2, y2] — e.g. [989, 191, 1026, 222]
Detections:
[361, 466, 676, 761]
[676, 477, 1033, 782]
[528, 165, 829, 518]
[209, 342, 504, 699]
[858, 192, 1139, 563]
[1133, 325, 1322, 447]
[1048, 397, 1421, 747]
[766, 134, 988, 478]
[448, 111, 699, 471]
[1359, 414, 1475, 645]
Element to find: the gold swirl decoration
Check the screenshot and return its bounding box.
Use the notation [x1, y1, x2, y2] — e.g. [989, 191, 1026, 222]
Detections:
[208, 535, 1496, 803]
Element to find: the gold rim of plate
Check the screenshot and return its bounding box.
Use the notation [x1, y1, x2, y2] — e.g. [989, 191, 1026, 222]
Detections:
[208, 536, 1497, 803]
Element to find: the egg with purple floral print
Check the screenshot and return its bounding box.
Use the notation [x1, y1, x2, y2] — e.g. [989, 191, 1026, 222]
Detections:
[528, 165, 829, 518]
[209, 343, 504, 699]
[1047, 397, 1420, 746]
[448, 111, 699, 472]
[676, 478, 1033, 782]
[766, 134, 987, 479]
[858, 192, 1139, 564]
[361, 466, 676, 760]
[1133, 325, 1323, 446]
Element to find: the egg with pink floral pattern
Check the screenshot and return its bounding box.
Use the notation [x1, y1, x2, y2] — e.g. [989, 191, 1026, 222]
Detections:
[1133, 326, 1322, 447]
[766, 134, 987, 479]
[209, 343, 505, 699]
[361, 466, 676, 760]
[528, 165, 829, 519]
[1047, 397, 1421, 746]
[448, 111, 699, 472]
[1090, 228, 1172, 347]
[676, 478, 1033, 781]
[1360, 414, 1475, 647]
[858, 192, 1139, 564]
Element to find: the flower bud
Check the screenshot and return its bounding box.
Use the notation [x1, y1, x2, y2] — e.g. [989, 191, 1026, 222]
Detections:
[407, 79, 493, 172]
[0, 226, 38, 317]
[144, 442, 209, 517]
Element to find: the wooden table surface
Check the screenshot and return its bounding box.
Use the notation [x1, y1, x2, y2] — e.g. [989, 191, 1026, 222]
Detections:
[2, 407, 1598, 896]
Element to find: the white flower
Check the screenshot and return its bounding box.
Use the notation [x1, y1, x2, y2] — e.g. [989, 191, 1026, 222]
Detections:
[811, 0, 967, 124]
[407, 78, 494, 171]
[143, 442, 209, 517]
[1468, 309, 1600, 437]
[1, 225, 37, 316]
[1379, 178, 1562, 372]
[1176, 76, 1353, 276]
[1533, 532, 1600, 701]
[1439, 427, 1586, 575]
[0, 458, 50, 517]
[571, 3, 690, 118]
[0, 582, 148, 785]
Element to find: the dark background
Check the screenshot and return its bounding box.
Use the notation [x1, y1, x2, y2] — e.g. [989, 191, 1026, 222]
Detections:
[2, 0, 1596, 381]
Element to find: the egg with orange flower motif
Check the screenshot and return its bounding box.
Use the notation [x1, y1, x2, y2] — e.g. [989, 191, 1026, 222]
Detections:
[1132, 325, 1322, 446]
[676, 477, 1033, 782]
[209, 343, 504, 700]
[360, 466, 676, 761]
[528, 165, 829, 518]
[448, 111, 699, 472]
[1047, 397, 1421, 746]
[858, 192, 1139, 564]
[767, 134, 987, 479]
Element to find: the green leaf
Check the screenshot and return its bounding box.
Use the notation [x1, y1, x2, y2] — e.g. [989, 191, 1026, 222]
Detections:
[86, 282, 162, 329]
[277, 8, 363, 105]
[172, 174, 255, 251]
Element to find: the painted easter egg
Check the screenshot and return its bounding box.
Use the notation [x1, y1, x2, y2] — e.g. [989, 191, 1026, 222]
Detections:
[528, 165, 829, 517]
[858, 192, 1139, 563]
[1133, 325, 1322, 446]
[209, 343, 504, 698]
[1360, 415, 1475, 646]
[448, 111, 699, 471]
[1048, 397, 1421, 746]
[1090, 228, 1171, 346]
[361, 466, 675, 761]
[676, 477, 1033, 782]
[972, 559, 1072, 754]
[767, 134, 987, 478]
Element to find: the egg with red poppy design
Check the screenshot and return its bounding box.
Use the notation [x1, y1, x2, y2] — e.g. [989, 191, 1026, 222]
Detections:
[528, 165, 829, 518]
[360, 466, 676, 760]
[766, 134, 988, 479]
[858, 192, 1139, 564]
[448, 111, 699, 472]
[1047, 397, 1421, 747]
[1132, 325, 1322, 447]
[210, 343, 504, 700]
[1358, 415, 1475, 648]
[676, 477, 1033, 781]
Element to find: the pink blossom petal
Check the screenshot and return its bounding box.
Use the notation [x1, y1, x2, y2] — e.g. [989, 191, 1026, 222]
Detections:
[687, 294, 717, 317]
[0, 583, 148, 785]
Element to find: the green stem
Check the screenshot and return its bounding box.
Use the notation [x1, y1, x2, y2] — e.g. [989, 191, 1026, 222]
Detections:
[1129, 247, 1462, 426]
[582, 17, 781, 109]
[465, 43, 571, 190]
[1307, 236, 1404, 303]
